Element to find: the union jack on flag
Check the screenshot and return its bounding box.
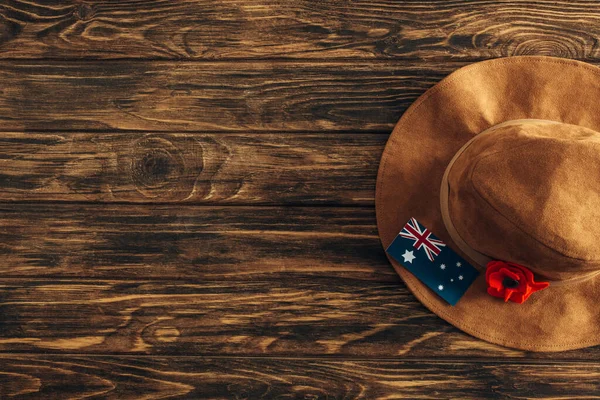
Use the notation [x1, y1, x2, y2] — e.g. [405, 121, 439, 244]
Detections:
[399, 217, 446, 261]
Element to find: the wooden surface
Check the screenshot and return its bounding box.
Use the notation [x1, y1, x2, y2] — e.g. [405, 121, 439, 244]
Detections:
[1, 0, 600, 398]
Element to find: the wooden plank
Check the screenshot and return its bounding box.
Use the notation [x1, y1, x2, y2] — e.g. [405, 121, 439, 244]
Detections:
[0, 204, 394, 281]
[1, 356, 599, 399]
[0, 132, 383, 204]
[0, 277, 598, 359]
[0, 278, 433, 356]
[0, 1, 598, 61]
[0, 204, 596, 358]
[0, 61, 449, 132]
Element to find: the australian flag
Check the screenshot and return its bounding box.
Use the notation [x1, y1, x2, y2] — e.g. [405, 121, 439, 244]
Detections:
[386, 218, 479, 306]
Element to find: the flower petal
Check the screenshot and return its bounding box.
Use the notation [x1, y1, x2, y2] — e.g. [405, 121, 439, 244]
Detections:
[488, 271, 507, 291]
[486, 261, 504, 280]
[503, 288, 515, 302]
[531, 281, 550, 291]
[511, 291, 527, 304]
[487, 286, 504, 299]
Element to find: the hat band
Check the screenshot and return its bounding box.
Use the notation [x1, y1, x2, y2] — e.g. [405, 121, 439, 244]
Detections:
[439, 119, 600, 286]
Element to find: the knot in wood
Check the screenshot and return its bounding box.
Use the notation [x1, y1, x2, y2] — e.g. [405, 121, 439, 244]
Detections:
[129, 135, 203, 200]
[74, 3, 95, 21]
[0, 16, 21, 44]
[135, 150, 173, 185]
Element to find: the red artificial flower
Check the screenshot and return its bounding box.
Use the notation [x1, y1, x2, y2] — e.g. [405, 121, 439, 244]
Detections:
[485, 260, 549, 304]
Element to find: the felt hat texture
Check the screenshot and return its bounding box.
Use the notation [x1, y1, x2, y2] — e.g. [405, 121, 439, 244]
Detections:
[376, 56, 600, 351]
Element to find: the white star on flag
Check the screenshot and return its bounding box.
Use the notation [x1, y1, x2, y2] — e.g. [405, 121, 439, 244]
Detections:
[402, 250, 416, 264]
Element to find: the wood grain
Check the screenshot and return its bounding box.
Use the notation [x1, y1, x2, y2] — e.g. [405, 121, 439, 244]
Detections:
[0, 0, 599, 60]
[1, 356, 599, 399]
[0, 278, 597, 360]
[0, 132, 383, 204]
[0, 204, 393, 281]
[0, 61, 449, 132]
[2, 0, 599, 394]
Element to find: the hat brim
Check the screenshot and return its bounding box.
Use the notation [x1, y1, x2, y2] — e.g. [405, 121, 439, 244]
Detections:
[376, 56, 600, 351]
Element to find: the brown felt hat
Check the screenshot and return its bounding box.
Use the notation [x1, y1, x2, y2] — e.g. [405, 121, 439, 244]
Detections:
[376, 56, 600, 351]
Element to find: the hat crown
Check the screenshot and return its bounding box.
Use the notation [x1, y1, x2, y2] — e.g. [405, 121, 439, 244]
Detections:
[447, 120, 600, 280]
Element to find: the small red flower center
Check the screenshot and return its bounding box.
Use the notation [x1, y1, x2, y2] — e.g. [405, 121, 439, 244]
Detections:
[502, 277, 519, 288]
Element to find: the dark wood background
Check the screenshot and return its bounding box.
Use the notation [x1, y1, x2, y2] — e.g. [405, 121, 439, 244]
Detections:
[0, 0, 598, 398]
